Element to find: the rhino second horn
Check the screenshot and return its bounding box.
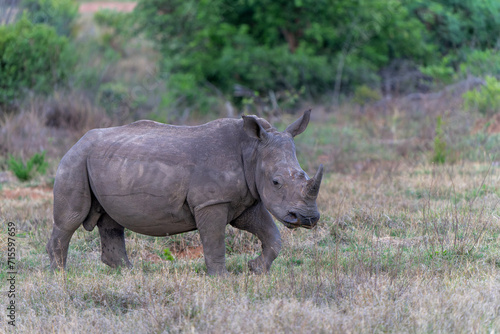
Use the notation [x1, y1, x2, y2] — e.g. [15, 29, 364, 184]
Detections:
[305, 164, 323, 199]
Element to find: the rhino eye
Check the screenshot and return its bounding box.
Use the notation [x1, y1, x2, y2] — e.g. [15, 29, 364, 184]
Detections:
[272, 178, 282, 188]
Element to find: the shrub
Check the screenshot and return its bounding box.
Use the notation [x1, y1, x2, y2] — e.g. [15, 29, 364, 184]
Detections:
[420, 57, 455, 86]
[459, 49, 500, 78]
[97, 82, 129, 113]
[406, 0, 500, 51]
[8, 151, 48, 181]
[132, 0, 430, 113]
[20, 0, 78, 37]
[161, 248, 175, 261]
[0, 16, 73, 107]
[352, 85, 381, 107]
[462, 76, 500, 116]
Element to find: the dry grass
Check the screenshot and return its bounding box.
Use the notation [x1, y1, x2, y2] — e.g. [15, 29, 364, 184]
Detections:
[1, 160, 499, 333]
[0, 92, 115, 160]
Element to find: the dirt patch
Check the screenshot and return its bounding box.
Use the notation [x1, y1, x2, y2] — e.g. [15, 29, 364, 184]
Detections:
[138, 245, 204, 264]
[472, 114, 500, 134]
[172, 245, 204, 260]
[139, 250, 163, 264]
[79, 2, 137, 14]
[1, 186, 53, 201]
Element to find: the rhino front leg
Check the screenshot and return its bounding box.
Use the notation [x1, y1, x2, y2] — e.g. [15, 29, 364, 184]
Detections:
[195, 205, 229, 275]
[231, 202, 282, 274]
[97, 214, 132, 268]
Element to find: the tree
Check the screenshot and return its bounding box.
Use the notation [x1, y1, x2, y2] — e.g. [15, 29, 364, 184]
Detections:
[0, 15, 72, 107]
[405, 0, 500, 52]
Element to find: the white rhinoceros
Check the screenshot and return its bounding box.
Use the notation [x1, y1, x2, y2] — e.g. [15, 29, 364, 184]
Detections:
[47, 110, 323, 275]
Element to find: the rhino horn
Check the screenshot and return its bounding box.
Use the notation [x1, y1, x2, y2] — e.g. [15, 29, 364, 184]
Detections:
[305, 164, 323, 199]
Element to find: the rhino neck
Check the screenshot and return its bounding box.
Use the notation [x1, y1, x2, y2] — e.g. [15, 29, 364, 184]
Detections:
[240, 137, 261, 201]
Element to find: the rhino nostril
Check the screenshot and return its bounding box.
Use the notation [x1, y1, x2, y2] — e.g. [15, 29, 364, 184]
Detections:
[301, 214, 319, 226]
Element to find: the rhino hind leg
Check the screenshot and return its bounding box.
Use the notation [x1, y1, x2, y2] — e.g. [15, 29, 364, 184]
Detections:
[231, 202, 282, 274]
[47, 225, 78, 270]
[97, 214, 132, 268]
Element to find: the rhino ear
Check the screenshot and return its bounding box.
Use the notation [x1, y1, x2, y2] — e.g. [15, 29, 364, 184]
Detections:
[242, 116, 269, 141]
[285, 109, 311, 137]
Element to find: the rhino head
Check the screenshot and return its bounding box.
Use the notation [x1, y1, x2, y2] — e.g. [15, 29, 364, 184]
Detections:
[243, 110, 323, 229]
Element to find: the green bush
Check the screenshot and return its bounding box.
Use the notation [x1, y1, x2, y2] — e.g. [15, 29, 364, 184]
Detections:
[20, 0, 78, 37]
[8, 151, 48, 182]
[405, 0, 500, 51]
[132, 0, 431, 112]
[161, 248, 175, 261]
[94, 9, 131, 37]
[352, 85, 382, 106]
[0, 16, 73, 107]
[459, 49, 500, 78]
[97, 82, 129, 113]
[420, 59, 455, 86]
[463, 76, 500, 116]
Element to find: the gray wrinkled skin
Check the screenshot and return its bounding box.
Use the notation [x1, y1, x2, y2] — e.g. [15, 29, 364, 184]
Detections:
[47, 110, 323, 275]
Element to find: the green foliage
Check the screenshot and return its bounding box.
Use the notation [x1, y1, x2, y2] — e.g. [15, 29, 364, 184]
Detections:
[93, 9, 134, 55]
[0, 15, 73, 106]
[132, 0, 434, 112]
[405, 0, 500, 51]
[459, 49, 500, 78]
[97, 82, 129, 112]
[161, 248, 175, 262]
[3, 0, 499, 116]
[8, 151, 48, 182]
[420, 60, 455, 85]
[463, 76, 500, 116]
[20, 0, 78, 37]
[94, 9, 131, 32]
[352, 85, 381, 106]
[127, 0, 500, 114]
[432, 116, 447, 164]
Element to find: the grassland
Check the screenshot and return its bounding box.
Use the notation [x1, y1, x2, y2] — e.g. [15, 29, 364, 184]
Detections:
[1, 112, 500, 333]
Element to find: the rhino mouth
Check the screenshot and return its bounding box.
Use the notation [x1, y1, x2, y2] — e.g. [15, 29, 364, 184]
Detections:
[278, 212, 317, 230]
[277, 212, 299, 229]
[279, 212, 313, 230]
[281, 220, 301, 229]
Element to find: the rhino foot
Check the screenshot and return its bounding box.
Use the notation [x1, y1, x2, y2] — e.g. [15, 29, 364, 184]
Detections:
[248, 257, 269, 275]
[47, 225, 77, 270]
[102, 254, 133, 269]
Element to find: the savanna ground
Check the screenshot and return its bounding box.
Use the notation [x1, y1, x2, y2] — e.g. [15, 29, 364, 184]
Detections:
[0, 1, 500, 334]
[1, 105, 500, 333]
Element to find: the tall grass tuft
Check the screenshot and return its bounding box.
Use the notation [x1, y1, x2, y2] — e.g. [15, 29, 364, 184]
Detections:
[432, 115, 447, 164]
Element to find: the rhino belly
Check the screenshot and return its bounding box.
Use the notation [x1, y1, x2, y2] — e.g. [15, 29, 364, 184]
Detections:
[87, 156, 196, 236]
